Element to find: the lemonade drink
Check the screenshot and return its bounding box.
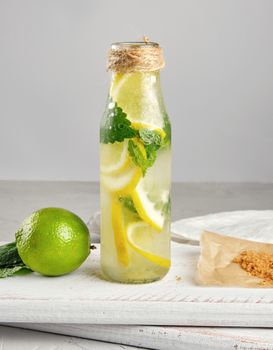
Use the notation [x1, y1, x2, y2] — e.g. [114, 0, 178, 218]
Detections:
[100, 42, 171, 283]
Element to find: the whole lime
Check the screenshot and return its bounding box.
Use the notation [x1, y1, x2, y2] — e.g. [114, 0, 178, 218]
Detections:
[15, 208, 90, 276]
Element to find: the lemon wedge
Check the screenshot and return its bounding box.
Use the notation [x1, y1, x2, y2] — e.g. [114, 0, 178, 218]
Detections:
[101, 165, 142, 194]
[111, 199, 129, 266]
[100, 140, 130, 175]
[131, 177, 165, 232]
[127, 221, 170, 268]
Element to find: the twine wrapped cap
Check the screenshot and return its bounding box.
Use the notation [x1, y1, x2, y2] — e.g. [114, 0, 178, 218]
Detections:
[107, 41, 165, 73]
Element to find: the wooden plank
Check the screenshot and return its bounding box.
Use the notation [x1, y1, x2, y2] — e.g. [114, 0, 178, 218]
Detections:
[0, 325, 139, 350]
[1, 243, 273, 326]
[8, 324, 273, 350]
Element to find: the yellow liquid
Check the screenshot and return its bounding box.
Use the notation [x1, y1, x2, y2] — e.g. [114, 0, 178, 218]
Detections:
[100, 71, 171, 283]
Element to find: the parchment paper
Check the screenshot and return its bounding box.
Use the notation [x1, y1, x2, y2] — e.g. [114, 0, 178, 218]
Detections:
[197, 231, 273, 287]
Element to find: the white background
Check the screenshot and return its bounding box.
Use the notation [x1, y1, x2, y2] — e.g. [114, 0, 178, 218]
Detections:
[0, 0, 272, 182]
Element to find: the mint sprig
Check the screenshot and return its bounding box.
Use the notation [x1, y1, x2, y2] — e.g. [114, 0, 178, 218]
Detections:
[100, 101, 137, 143]
[100, 100, 170, 176]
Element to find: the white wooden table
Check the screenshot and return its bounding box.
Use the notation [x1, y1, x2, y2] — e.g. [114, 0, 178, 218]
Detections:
[1, 181, 273, 350]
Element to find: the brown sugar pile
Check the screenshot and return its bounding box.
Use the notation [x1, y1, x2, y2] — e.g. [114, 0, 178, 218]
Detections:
[233, 250, 273, 284]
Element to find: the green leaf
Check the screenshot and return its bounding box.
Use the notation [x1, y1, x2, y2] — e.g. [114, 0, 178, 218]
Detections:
[119, 196, 138, 214]
[144, 144, 159, 169]
[0, 266, 31, 278]
[0, 241, 24, 268]
[100, 100, 137, 143]
[139, 128, 162, 147]
[128, 129, 164, 175]
[140, 129, 163, 170]
[128, 139, 148, 175]
[0, 241, 32, 278]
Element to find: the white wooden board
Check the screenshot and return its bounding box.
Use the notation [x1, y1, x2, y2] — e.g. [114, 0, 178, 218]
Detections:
[8, 324, 273, 350]
[1, 243, 273, 327]
[0, 325, 140, 350]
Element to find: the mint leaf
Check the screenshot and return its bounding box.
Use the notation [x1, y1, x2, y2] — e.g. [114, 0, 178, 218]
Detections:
[0, 266, 31, 278]
[119, 196, 138, 214]
[139, 128, 162, 147]
[100, 100, 137, 143]
[144, 144, 158, 168]
[128, 129, 164, 175]
[0, 242, 24, 268]
[139, 129, 162, 170]
[0, 241, 32, 278]
[128, 140, 148, 175]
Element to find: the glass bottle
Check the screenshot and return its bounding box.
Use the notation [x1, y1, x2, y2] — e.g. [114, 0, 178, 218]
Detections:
[100, 42, 171, 283]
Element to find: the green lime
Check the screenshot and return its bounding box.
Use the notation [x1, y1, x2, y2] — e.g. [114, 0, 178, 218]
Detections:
[15, 208, 90, 276]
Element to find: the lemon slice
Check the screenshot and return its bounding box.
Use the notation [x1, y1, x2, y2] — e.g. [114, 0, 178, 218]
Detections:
[131, 177, 165, 232]
[110, 73, 130, 101]
[110, 72, 164, 129]
[111, 199, 129, 266]
[127, 221, 170, 268]
[100, 140, 130, 175]
[110, 73, 142, 110]
[101, 165, 142, 194]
